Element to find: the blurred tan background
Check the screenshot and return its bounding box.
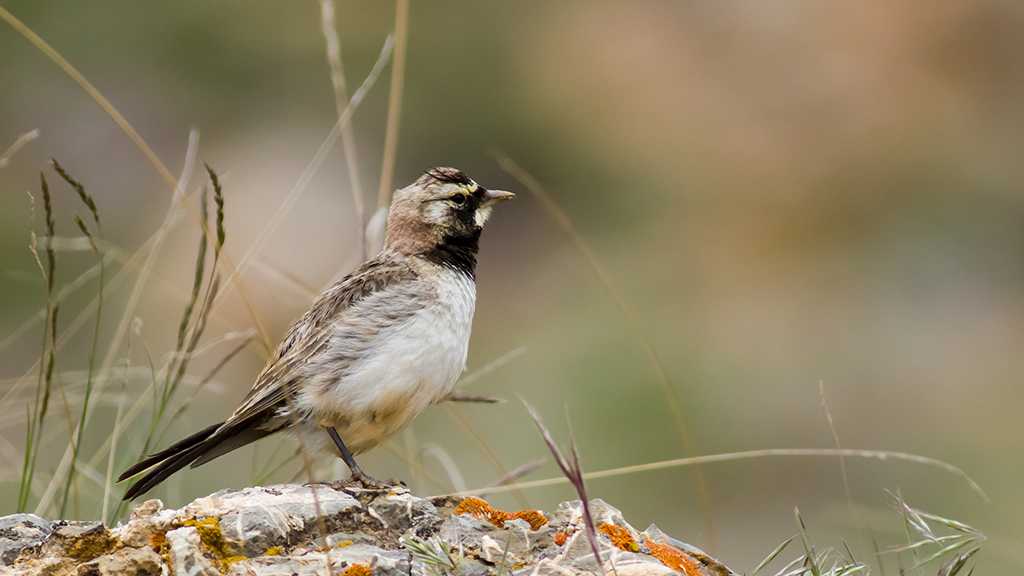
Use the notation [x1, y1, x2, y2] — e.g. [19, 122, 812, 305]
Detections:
[1, 0, 1022, 572]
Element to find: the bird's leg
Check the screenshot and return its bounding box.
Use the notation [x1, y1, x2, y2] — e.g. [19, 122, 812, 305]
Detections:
[325, 426, 404, 490]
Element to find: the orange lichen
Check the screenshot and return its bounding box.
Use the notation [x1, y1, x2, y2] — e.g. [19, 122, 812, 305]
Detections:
[150, 531, 166, 550]
[455, 497, 548, 530]
[644, 537, 702, 576]
[598, 523, 640, 553]
[511, 510, 548, 531]
[554, 533, 569, 546]
[343, 565, 372, 576]
[596, 522, 702, 575]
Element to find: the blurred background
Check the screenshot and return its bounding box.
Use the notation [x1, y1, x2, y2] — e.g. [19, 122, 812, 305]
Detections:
[1, 0, 1022, 572]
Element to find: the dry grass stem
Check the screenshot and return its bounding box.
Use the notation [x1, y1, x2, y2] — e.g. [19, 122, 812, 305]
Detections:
[418, 443, 465, 493]
[444, 394, 504, 404]
[0, 128, 39, 168]
[524, 402, 605, 576]
[441, 403, 531, 510]
[376, 0, 408, 213]
[819, 381, 866, 554]
[455, 345, 527, 388]
[319, 0, 367, 261]
[447, 448, 987, 502]
[478, 459, 545, 497]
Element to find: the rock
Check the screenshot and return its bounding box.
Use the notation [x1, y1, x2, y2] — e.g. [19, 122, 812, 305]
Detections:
[75, 547, 165, 576]
[0, 514, 51, 566]
[0, 483, 737, 576]
[165, 526, 220, 576]
[45, 521, 116, 562]
[118, 501, 177, 549]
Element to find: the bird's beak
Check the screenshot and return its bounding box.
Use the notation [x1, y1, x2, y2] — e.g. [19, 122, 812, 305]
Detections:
[482, 189, 515, 208]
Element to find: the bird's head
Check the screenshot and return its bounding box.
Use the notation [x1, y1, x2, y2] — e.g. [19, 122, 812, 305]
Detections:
[384, 167, 514, 257]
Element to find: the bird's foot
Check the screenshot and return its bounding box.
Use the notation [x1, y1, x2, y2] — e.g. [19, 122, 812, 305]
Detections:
[330, 471, 406, 492]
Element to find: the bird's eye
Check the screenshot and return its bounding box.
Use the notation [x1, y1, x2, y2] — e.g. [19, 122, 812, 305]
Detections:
[450, 193, 466, 205]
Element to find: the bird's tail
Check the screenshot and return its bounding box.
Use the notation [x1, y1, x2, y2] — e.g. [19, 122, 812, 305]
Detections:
[118, 422, 223, 501]
[119, 409, 286, 501]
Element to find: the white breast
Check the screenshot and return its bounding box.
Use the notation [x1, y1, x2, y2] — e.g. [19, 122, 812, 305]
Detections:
[294, 269, 476, 456]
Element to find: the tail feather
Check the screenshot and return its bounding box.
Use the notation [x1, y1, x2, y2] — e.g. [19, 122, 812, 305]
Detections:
[122, 442, 213, 501]
[119, 409, 291, 501]
[119, 423, 223, 501]
[118, 422, 221, 484]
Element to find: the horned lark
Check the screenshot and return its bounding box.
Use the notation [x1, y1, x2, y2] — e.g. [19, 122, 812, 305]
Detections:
[119, 167, 514, 500]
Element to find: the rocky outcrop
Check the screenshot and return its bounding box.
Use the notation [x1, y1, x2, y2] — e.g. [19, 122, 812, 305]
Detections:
[0, 484, 735, 575]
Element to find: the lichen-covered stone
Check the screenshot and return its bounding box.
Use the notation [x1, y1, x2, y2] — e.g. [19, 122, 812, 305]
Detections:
[75, 547, 166, 576]
[165, 526, 219, 576]
[0, 483, 735, 576]
[46, 521, 116, 562]
[117, 501, 177, 549]
[368, 491, 440, 536]
[0, 514, 51, 566]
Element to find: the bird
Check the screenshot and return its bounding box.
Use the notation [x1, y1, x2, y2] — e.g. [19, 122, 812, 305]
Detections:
[119, 167, 514, 501]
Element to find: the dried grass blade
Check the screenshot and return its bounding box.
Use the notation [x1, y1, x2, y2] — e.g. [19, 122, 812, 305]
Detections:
[0, 128, 39, 168]
[442, 402, 530, 509]
[525, 401, 605, 576]
[319, 0, 367, 260]
[376, 0, 409, 213]
[54, 164, 105, 519]
[752, 535, 795, 575]
[448, 448, 987, 504]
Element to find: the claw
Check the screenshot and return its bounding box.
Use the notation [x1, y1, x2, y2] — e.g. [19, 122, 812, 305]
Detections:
[330, 470, 405, 491]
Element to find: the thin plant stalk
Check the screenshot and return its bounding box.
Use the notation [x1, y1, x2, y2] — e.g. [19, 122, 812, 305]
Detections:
[0, 128, 39, 168]
[820, 381, 865, 553]
[50, 160, 104, 519]
[441, 403, 531, 510]
[103, 320, 136, 523]
[525, 402, 605, 576]
[376, 0, 408, 212]
[319, 0, 367, 261]
[18, 174, 57, 513]
[446, 447, 987, 502]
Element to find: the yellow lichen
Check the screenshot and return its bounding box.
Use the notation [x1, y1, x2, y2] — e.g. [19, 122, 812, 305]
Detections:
[263, 546, 283, 556]
[182, 518, 248, 570]
[318, 540, 354, 552]
[343, 565, 372, 576]
[455, 497, 548, 531]
[183, 518, 226, 553]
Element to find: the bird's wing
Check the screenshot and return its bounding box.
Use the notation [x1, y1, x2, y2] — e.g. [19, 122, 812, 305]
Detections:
[226, 255, 419, 423]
